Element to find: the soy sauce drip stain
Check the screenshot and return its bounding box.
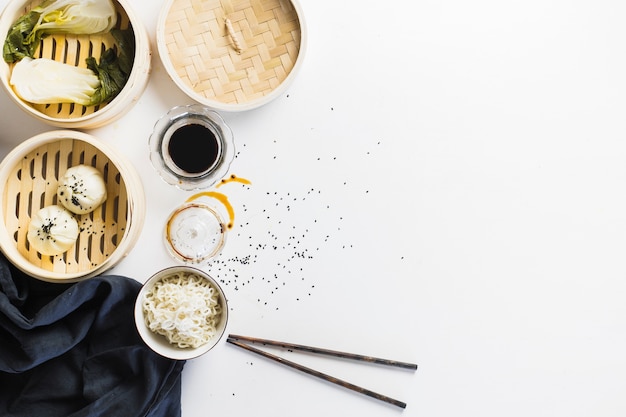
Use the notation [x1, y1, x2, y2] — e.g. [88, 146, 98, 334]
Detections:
[186, 176, 251, 230]
[217, 174, 251, 188]
[187, 191, 235, 229]
[168, 124, 219, 174]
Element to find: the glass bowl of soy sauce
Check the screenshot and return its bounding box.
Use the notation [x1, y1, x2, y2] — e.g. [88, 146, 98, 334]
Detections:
[149, 104, 235, 190]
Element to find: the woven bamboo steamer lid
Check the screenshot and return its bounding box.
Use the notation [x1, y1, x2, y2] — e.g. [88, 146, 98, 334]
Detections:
[0, 0, 151, 129]
[156, 0, 306, 112]
[0, 130, 146, 282]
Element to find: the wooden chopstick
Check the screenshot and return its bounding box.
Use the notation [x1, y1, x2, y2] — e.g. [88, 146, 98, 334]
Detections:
[227, 335, 415, 409]
[228, 334, 418, 370]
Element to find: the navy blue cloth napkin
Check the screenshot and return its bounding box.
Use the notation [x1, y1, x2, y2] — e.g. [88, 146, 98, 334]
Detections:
[0, 254, 185, 417]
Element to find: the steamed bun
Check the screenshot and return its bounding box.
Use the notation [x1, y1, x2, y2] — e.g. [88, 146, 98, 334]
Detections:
[57, 165, 107, 215]
[27, 205, 79, 256]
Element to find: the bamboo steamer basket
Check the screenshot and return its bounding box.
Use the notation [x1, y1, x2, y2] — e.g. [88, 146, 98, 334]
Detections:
[0, 0, 151, 129]
[156, 0, 306, 112]
[0, 130, 145, 282]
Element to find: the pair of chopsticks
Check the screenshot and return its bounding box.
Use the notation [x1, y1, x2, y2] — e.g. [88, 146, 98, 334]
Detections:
[227, 334, 417, 409]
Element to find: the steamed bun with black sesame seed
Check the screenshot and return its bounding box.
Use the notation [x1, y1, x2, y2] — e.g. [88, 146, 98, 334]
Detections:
[57, 165, 107, 215]
[27, 205, 79, 256]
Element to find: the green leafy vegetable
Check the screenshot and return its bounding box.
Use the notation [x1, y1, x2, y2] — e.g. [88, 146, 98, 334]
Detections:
[3, 0, 117, 63]
[2, 8, 44, 63]
[111, 27, 134, 76]
[85, 28, 135, 106]
[9, 28, 135, 107]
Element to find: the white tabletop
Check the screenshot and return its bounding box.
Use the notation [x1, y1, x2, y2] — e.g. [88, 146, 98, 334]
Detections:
[1, 0, 626, 416]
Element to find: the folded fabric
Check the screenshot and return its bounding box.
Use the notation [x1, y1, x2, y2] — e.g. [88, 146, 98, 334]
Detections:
[0, 253, 185, 417]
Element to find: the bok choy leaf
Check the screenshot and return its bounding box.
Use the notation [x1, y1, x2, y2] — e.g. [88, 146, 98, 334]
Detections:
[28, 0, 117, 38]
[3, 0, 117, 63]
[2, 8, 43, 63]
[10, 56, 101, 106]
[85, 28, 135, 106]
[10, 28, 135, 107]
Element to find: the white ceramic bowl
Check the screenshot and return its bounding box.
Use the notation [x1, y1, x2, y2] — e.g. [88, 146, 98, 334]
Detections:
[134, 266, 229, 360]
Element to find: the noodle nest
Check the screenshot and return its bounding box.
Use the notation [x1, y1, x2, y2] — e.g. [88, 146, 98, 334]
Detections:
[143, 272, 222, 349]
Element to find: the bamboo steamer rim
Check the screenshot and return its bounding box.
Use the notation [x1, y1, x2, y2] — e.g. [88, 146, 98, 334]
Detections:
[156, 0, 307, 112]
[0, 0, 151, 129]
[0, 130, 145, 282]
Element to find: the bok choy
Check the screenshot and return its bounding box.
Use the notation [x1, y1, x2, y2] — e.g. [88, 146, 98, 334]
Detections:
[10, 28, 135, 107]
[3, 0, 117, 63]
[11, 57, 100, 106]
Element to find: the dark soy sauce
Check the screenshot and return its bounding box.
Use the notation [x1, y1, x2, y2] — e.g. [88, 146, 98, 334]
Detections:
[167, 123, 220, 174]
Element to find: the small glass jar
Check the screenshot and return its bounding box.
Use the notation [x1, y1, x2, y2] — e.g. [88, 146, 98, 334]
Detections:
[149, 104, 235, 190]
[164, 202, 227, 263]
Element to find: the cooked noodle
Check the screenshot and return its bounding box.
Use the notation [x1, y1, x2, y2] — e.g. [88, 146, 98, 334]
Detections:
[143, 271, 222, 348]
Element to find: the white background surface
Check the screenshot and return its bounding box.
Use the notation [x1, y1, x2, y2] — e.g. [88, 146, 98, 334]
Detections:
[1, 0, 626, 415]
